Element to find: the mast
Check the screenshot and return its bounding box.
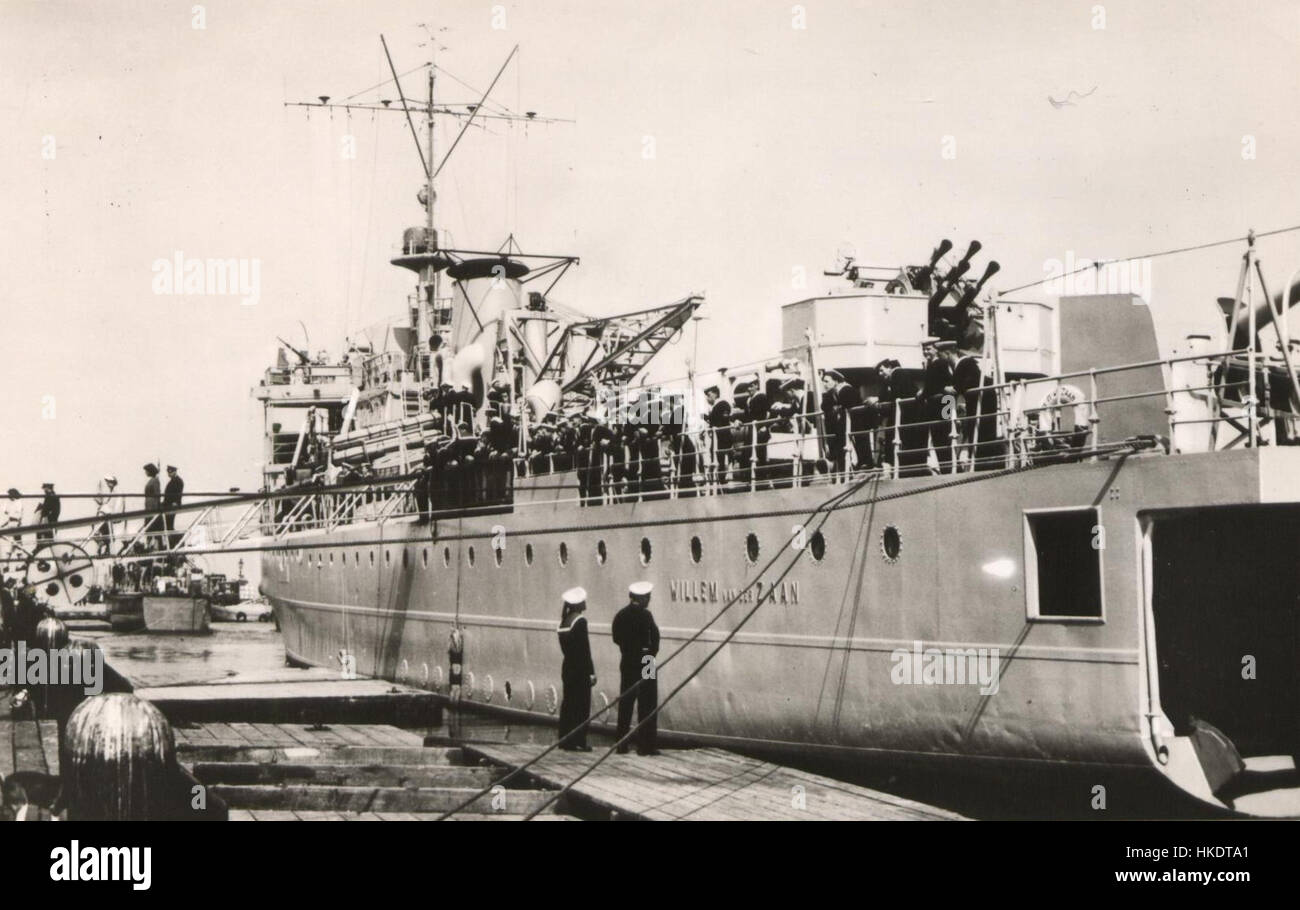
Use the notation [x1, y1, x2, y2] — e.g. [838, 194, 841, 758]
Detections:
[424, 59, 437, 362]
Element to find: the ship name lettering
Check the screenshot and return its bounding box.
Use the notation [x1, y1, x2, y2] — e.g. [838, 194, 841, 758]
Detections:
[676, 581, 797, 605]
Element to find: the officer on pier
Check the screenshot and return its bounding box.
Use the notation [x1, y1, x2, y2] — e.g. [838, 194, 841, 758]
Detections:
[611, 580, 661, 756]
[556, 586, 596, 751]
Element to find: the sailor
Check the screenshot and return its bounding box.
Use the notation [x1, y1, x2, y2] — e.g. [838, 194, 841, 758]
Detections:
[93, 475, 124, 556]
[919, 341, 958, 473]
[819, 370, 850, 472]
[413, 444, 437, 523]
[556, 586, 596, 751]
[950, 348, 1001, 470]
[143, 464, 163, 550]
[1, 489, 23, 576]
[553, 416, 577, 473]
[638, 427, 668, 501]
[704, 385, 732, 486]
[745, 378, 771, 465]
[588, 415, 617, 505]
[163, 465, 185, 548]
[669, 422, 699, 497]
[611, 580, 660, 755]
[34, 483, 60, 543]
[869, 359, 906, 470]
[487, 415, 515, 503]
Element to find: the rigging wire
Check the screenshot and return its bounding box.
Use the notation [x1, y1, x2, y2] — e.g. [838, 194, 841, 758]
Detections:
[998, 223, 1300, 297]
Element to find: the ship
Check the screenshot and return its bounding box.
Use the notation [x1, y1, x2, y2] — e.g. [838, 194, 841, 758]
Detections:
[254, 41, 1300, 817]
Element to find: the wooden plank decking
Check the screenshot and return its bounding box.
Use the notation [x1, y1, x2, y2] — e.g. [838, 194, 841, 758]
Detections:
[466, 743, 967, 821]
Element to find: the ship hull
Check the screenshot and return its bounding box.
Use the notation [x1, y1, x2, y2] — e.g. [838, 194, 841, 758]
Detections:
[262, 447, 1300, 814]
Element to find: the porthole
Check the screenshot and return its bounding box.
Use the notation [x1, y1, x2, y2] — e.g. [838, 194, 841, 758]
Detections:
[809, 530, 826, 562]
[443, 546, 451, 567]
[329, 552, 334, 564]
[467, 546, 476, 566]
[493, 546, 503, 567]
[559, 542, 569, 566]
[525, 680, 536, 709]
[745, 532, 760, 564]
[596, 540, 608, 565]
[385, 550, 391, 566]
[504, 680, 513, 701]
[399, 659, 409, 681]
[355, 551, 360, 565]
[545, 684, 558, 714]
[465, 671, 476, 700]
[525, 543, 535, 565]
[369, 550, 375, 566]
[690, 536, 703, 564]
[881, 525, 902, 563]
[483, 674, 495, 703]
[640, 537, 652, 566]
[422, 549, 428, 568]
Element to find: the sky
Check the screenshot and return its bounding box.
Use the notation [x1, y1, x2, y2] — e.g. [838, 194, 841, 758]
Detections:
[2, 0, 1299, 530]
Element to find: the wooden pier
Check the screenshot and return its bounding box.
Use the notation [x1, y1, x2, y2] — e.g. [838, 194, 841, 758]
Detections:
[79, 623, 441, 727]
[175, 721, 577, 820]
[0, 691, 62, 807]
[465, 742, 967, 821]
[6, 624, 969, 821]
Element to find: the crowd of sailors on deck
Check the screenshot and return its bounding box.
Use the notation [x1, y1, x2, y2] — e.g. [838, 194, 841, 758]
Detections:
[266, 334, 1099, 527]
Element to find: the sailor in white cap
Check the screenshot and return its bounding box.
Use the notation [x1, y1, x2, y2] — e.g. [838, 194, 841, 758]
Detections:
[611, 581, 661, 755]
[556, 586, 596, 751]
[93, 474, 125, 556]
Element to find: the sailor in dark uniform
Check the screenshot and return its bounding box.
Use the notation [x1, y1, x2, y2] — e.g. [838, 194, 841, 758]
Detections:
[819, 370, 849, 473]
[589, 417, 617, 504]
[638, 427, 668, 501]
[163, 466, 184, 548]
[822, 370, 872, 471]
[611, 580, 660, 755]
[34, 483, 60, 543]
[704, 385, 732, 486]
[951, 348, 1002, 470]
[865, 360, 900, 470]
[917, 339, 955, 473]
[670, 423, 699, 497]
[556, 586, 596, 751]
[413, 443, 437, 522]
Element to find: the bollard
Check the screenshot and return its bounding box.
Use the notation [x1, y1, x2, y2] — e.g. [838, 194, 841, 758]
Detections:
[34, 616, 69, 651]
[33, 616, 70, 718]
[61, 693, 178, 820]
[47, 638, 105, 722]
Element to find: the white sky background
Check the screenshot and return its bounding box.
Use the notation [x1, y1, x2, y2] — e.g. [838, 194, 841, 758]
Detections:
[2, 0, 1299, 514]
